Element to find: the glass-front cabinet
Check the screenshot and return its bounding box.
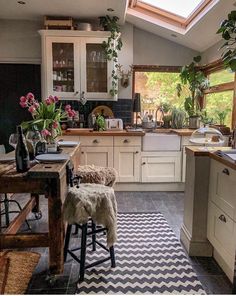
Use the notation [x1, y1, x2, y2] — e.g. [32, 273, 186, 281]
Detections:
[40, 31, 116, 100]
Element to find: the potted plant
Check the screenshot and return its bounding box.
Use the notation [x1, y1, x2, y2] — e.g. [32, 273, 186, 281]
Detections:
[99, 15, 123, 97]
[160, 102, 172, 128]
[217, 11, 236, 71]
[171, 107, 186, 129]
[215, 109, 230, 126]
[177, 56, 209, 129]
[19, 92, 76, 150]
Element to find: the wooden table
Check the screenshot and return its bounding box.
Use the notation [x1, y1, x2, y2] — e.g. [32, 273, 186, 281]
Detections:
[0, 145, 80, 274]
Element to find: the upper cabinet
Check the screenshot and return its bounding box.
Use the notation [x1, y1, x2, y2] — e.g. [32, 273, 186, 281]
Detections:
[39, 30, 117, 101]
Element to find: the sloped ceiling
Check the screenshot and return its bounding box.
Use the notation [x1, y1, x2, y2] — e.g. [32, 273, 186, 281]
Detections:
[127, 0, 236, 52]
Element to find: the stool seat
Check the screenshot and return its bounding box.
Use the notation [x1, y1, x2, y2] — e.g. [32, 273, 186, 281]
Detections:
[63, 183, 117, 282]
[77, 165, 117, 187]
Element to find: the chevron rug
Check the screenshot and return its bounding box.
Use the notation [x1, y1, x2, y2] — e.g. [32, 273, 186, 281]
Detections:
[76, 212, 205, 294]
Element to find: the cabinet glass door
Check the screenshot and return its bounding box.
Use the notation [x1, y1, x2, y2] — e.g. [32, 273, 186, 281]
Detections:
[86, 43, 108, 93]
[52, 42, 75, 94]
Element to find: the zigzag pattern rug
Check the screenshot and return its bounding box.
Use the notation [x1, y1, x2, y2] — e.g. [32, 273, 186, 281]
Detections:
[76, 212, 205, 294]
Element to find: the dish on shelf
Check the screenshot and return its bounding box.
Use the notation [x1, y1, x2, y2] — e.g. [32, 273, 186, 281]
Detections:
[91, 105, 114, 118]
[58, 140, 80, 147]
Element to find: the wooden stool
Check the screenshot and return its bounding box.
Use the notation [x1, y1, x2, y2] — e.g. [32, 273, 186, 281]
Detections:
[64, 220, 116, 282]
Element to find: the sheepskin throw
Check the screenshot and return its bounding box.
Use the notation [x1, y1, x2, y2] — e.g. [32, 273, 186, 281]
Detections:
[77, 165, 117, 187]
[63, 183, 117, 247]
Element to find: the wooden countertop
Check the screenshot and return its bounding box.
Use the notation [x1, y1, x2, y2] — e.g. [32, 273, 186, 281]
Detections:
[186, 146, 236, 170]
[63, 128, 194, 137]
[63, 128, 145, 136]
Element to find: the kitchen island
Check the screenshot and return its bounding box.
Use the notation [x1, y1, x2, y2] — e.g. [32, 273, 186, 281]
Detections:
[181, 146, 236, 286]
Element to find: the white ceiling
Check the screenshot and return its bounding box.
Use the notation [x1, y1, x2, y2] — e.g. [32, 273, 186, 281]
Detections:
[0, 0, 235, 52]
[126, 0, 236, 52]
[0, 0, 128, 23]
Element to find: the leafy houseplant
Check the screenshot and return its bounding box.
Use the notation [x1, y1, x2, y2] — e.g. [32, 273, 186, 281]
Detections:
[99, 15, 123, 97]
[217, 11, 236, 71]
[171, 107, 186, 129]
[215, 109, 230, 126]
[19, 93, 76, 143]
[177, 56, 209, 128]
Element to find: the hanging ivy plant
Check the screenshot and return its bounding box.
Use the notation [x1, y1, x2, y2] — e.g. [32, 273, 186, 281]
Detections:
[99, 15, 123, 97]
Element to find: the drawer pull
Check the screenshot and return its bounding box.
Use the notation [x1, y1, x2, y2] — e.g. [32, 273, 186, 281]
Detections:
[219, 214, 227, 223]
[93, 139, 99, 144]
[81, 151, 84, 154]
[135, 151, 139, 154]
[222, 168, 230, 176]
[123, 139, 130, 143]
[142, 162, 146, 165]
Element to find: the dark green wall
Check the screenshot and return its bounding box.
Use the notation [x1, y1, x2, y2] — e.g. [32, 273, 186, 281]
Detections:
[0, 64, 41, 152]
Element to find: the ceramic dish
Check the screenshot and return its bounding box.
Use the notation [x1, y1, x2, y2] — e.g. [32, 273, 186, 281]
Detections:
[58, 141, 79, 147]
[35, 154, 69, 163]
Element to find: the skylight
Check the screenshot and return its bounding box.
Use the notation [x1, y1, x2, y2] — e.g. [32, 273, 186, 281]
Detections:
[140, 0, 203, 18]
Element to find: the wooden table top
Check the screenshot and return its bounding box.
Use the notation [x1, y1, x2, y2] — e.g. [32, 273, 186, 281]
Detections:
[0, 145, 80, 179]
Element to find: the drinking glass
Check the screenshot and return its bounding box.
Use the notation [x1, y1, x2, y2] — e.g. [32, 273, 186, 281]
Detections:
[26, 130, 42, 151]
[9, 133, 18, 149]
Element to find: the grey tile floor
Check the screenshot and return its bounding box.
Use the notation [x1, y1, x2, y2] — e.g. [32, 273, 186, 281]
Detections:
[2, 192, 233, 294]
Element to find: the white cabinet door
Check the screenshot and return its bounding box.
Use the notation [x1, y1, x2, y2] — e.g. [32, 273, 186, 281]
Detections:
[80, 146, 113, 167]
[44, 36, 80, 99]
[80, 38, 115, 100]
[141, 153, 181, 183]
[114, 147, 141, 182]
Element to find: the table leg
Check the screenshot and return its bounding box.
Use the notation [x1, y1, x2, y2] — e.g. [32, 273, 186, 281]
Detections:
[47, 178, 64, 274]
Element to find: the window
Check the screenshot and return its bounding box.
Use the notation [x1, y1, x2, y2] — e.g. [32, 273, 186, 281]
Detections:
[204, 68, 235, 128]
[134, 68, 186, 120]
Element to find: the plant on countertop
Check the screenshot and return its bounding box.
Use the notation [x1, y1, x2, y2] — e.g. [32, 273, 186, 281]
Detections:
[177, 56, 209, 118]
[99, 15, 123, 97]
[200, 109, 214, 126]
[215, 109, 230, 126]
[19, 92, 76, 143]
[94, 114, 106, 131]
[171, 107, 186, 129]
[217, 11, 236, 71]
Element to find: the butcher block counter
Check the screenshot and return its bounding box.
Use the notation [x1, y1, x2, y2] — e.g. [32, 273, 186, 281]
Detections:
[62, 128, 145, 136]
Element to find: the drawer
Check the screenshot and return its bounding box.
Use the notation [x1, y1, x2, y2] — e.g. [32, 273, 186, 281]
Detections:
[209, 159, 236, 220]
[114, 136, 141, 147]
[80, 136, 113, 147]
[207, 201, 236, 275]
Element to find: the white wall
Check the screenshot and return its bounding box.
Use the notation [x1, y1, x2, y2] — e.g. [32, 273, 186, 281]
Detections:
[0, 19, 42, 63]
[201, 40, 223, 64]
[133, 27, 199, 66]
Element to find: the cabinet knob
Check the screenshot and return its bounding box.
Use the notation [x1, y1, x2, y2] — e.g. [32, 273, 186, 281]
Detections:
[135, 151, 139, 154]
[74, 91, 79, 96]
[142, 162, 146, 165]
[218, 214, 227, 223]
[222, 168, 230, 175]
[81, 151, 84, 154]
[93, 139, 99, 144]
[123, 139, 130, 143]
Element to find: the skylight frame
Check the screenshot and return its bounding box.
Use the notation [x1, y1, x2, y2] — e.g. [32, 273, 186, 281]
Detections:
[129, 0, 213, 28]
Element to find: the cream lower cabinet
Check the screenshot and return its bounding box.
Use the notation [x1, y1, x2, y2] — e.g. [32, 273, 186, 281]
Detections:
[114, 146, 141, 182]
[207, 159, 236, 282]
[80, 146, 113, 167]
[141, 152, 181, 183]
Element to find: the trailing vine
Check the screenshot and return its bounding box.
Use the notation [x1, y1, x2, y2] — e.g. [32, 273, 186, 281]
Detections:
[99, 15, 123, 97]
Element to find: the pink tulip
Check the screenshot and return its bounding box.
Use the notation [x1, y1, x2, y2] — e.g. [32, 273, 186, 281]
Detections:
[67, 110, 76, 118]
[41, 129, 51, 137]
[19, 101, 27, 108]
[28, 106, 36, 113]
[45, 98, 51, 105]
[52, 121, 59, 129]
[26, 92, 34, 102]
[20, 96, 27, 103]
[54, 96, 59, 102]
[33, 102, 39, 109]
[65, 104, 71, 111]
[49, 95, 55, 103]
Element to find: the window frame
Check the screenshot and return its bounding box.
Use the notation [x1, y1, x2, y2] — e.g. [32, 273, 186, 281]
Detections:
[129, 0, 213, 29]
[202, 60, 236, 129]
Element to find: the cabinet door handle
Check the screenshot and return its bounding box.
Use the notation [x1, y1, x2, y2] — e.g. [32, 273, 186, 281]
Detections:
[135, 151, 139, 154]
[93, 139, 99, 144]
[142, 162, 146, 165]
[81, 151, 84, 154]
[123, 139, 130, 143]
[219, 214, 227, 223]
[222, 168, 230, 176]
[74, 91, 79, 96]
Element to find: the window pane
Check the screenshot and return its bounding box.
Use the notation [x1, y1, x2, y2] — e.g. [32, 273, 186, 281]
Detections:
[135, 72, 187, 118]
[205, 91, 233, 127]
[209, 69, 234, 87]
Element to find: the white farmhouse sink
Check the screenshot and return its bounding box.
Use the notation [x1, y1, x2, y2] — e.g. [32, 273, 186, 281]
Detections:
[142, 133, 181, 151]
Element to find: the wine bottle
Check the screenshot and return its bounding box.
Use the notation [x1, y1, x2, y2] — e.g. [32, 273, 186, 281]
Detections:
[15, 126, 30, 173]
